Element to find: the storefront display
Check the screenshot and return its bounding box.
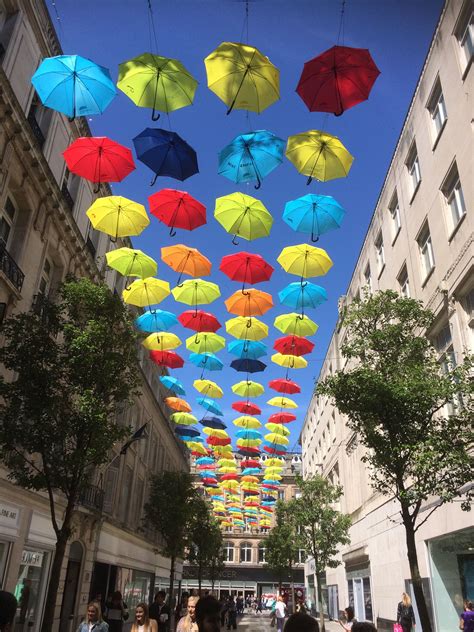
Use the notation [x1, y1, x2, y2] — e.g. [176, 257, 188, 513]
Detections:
[14, 549, 49, 629]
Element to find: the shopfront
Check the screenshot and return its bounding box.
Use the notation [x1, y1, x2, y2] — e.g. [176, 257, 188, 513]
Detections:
[13, 548, 50, 632]
[343, 550, 373, 623]
[0, 499, 22, 589]
[90, 561, 155, 614]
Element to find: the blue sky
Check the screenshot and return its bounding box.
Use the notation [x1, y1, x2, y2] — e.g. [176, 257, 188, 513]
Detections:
[49, 0, 443, 451]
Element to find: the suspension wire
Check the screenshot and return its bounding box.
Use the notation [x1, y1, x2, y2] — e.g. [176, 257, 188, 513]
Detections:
[50, 0, 65, 41]
[336, 0, 346, 46]
[147, 0, 159, 53]
[239, 0, 250, 43]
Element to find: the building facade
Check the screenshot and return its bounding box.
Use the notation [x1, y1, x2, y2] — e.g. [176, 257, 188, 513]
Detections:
[300, 1, 473, 630]
[0, 1, 189, 630]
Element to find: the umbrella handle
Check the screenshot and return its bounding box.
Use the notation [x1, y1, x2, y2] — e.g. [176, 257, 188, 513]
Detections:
[306, 176, 313, 186]
[93, 183, 101, 194]
[151, 108, 161, 121]
[232, 234, 239, 246]
[169, 226, 177, 237]
[254, 174, 261, 190]
[150, 174, 159, 186]
[310, 232, 319, 243]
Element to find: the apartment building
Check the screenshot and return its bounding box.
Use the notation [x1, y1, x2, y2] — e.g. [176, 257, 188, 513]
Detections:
[0, 1, 189, 630]
[301, 1, 473, 630]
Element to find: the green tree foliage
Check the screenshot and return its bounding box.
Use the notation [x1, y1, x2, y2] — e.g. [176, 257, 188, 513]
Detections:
[318, 290, 473, 632]
[0, 278, 139, 632]
[187, 497, 224, 593]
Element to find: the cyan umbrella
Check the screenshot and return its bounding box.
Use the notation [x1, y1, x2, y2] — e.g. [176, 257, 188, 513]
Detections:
[283, 193, 345, 242]
[159, 375, 186, 395]
[133, 128, 198, 185]
[218, 130, 285, 189]
[197, 397, 224, 416]
[242, 467, 261, 476]
[236, 429, 262, 440]
[227, 339, 267, 360]
[201, 416, 227, 430]
[196, 457, 215, 465]
[279, 281, 328, 312]
[135, 309, 178, 333]
[31, 55, 116, 119]
[231, 359, 267, 373]
[175, 425, 200, 438]
[189, 352, 224, 371]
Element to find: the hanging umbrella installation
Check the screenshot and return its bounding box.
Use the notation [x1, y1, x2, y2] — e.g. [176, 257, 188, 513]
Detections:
[135, 310, 178, 333]
[273, 335, 314, 356]
[232, 401, 262, 415]
[106, 247, 157, 279]
[225, 289, 273, 317]
[161, 245, 211, 283]
[279, 282, 327, 312]
[150, 350, 184, 369]
[149, 189, 206, 236]
[283, 194, 346, 242]
[159, 375, 186, 395]
[142, 332, 182, 351]
[227, 339, 267, 360]
[86, 196, 149, 241]
[179, 310, 221, 332]
[230, 359, 267, 373]
[274, 312, 319, 337]
[122, 277, 170, 307]
[268, 378, 301, 394]
[278, 244, 333, 278]
[226, 316, 269, 341]
[214, 193, 273, 244]
[220, 252, 274, 288]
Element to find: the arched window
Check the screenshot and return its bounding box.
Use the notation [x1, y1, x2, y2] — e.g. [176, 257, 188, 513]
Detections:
[258, 543, 266, 563]
[223, 542, 234, 563]
[240, 541, 252, 563]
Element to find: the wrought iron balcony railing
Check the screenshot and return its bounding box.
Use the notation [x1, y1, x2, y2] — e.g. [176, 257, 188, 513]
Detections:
[27, 110, 46, 149]
[78, 484, 104, 512]
[0, 241, 25, 292]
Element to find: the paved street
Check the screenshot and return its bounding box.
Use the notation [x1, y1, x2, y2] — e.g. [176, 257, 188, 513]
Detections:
[219, 613, 341, 631]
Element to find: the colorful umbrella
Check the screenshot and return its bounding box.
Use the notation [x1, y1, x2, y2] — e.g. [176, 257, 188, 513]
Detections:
[277, 244, 333, 278]
[241, 459, 261, 468]
[207, 436, 231, 447]
[228, 340, 267, 360]
[274, 335, 314, 356]
[232, 381, 264, 398]
[200, 417, 226, 430]
[142, 332, 181, 351]
[263, 457, 285, 467]
[232, 401, 262, 415]
[197, 457, 215, 465]
[230, 359, 267, 373]
[236, 430, 262, 440]
[165, 397, 192, 412]
[265, 423, 290, 436]
[265, 433, 289, 446]
[197, 397, 224, 416]
[218, 130, 285, 188]
[274, 313, 318, 336]
[226, 316, 269, 341]
[175, 425, 201, 438]
[296, 45, 380, 116]
[150, 350, 184, 369]
[283, 193, 345, 242]
[186, 332, 226, 354]
[106, 247, 157, 279]
[269, 378, 301, 395]
[149, 189, 206, 236]
[238, 447, 261, 457]
[237, 438, 261, 448]
[31, 54, 116, 119]
[161, 245, 211, 283]
[233, 415, 262, 429]
[135, 309, 178, 333]
[271, 353, 308, 369]
[215, 193, 273, 244]
[179, 310, 221, 333]
[117, 53, 198, 120]
[133, 128, 198, 185]
[172, 279, 221, 307]
[170, 412, 198, 425]
[268, 412, 296, 424]
[225, 289, 273, 317]
[159, 375, 186, 395]
[204, 42, 279, 114]
[86, 196, 149, 240]
[189, 353, 224, 371]
[267, 396, 298, 409]
[63, 136, 135, 192]
[193, 379, 223, 399]
[123, 278, 170, 307]
[220, 252, 274, 287]
[279, 282, 327, 311]
[286, 130, 354, 185]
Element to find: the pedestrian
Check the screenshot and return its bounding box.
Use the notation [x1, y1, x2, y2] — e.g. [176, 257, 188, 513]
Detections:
[256, 598, 263, 614]
[460, 600, 474, 631]
[339, 607, 356, 631]
[176, 592, 189, 620]
[236, 595, 244, 615]
[149, 591, 170, 631]
[0, 591, 17, 632]
[195, 595, 220, 632]
[77, 601, 109, 632]
[104, 591, 128, 632]
[352, 624, 377, 632]
[396, 593, 415, 632]
[131, 603, 158, 632]
[177, 595, 199, 632]
[226, 595, 237, 630]
[275, 595, 287, 632]
[219, 595, 228, 627]
[284, 613, 319, 632]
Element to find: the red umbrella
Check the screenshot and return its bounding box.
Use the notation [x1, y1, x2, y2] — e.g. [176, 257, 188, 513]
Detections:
[232, 401, 262, 415]
[244, 501, 260, 507]
[220, 252, 274, 286]
[238, 447, 261, 456]
[148, 188, 206, 236]
[268, 412, 296, 424]
[264, 445, 287, 456]
[221, 473, 239, 481]
[63, 136, 136, 192]
[269, 378, 301, 394]
[149, 350, 184, 369]
[206, 436, 231, 447]
[274, 335, 314, 356]
[296, 45, 380, 116]
[202, 477, 218, 485]
[178, 310, 221, 332]
[262, 483, 280, 490]
[241, 459, 261, 468]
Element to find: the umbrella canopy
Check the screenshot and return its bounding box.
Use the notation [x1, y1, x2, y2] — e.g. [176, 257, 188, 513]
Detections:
[63, 137, 135, 191]
[274, 335, 314, 356]
[225, 289, 273, 317]
[133, 128, 198, 185]
[215, 193, 273, 243]
[135, 309, 178, 333]
[149, 350, 184, 369]
[197, 397, 224, 416]
[170, 412, 198, 425]
[86, 196, 149, 240]
[277, 244, 333, 278]
[159, 375, 186, 395]
[238, 447, 261, 457]
[186, 332, 226, 354]
[220, 252, 274, 286]
[274, 313, 318, 337]
[271, 353, 308, 369]
[161, 245, 211, 280]
[241, 459, 261, 468]
[286, 130, 354, 184]
[236, 430, 262, 440]
[189, 353, 224, 371]
[263, 457, 285, 467]
[106, 247, 157, 279]
[123, 277, 170, 307]
[232, 380, 264, 398]
[233, 415, 262, 429]
[230, 359, 267, 373]
[31, 54, 116, 118]
[165, 397, 192, 412]
[207, 435, 231, 447]
[175, 425, 200, 438]
[218, 130, 285, 188]
[117, 53, 198, 119]
[142, 332, 181, 351]
[237, 438, 261, 448]
[200, 416, 227, 430]
[149, 189, 206, 236]
[193, 379, 223, 399]
[283, 193, 345, 242]
[265, 433, 289, 446]
[279, 282, 327, 311]
[228, 340, 267, 360]
[226, 316, 269, 341]
[296, 45, 380, 116]
[179, 310, 221, 332]
[268, 412, 296, 424]
[232, 401, 262, 415]
[172, 279, 221, 306]
[267, 396, 298, 409]
[204, 42, 279, 114]
[197, 457, 215, 465]
[269, 378, 301, 394]
[265, 423, 290, 436]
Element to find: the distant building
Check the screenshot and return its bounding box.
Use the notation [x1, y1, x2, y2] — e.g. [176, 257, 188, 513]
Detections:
[301, 1, 473, 630]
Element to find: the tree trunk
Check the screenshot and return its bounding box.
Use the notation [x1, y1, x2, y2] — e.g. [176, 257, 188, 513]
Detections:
[402, 510, 432, 632]
[314, 556, 325, 632]
[169, 555, 176, 632]
[198, 562, 202, 595]
[40, 528, 69, 632]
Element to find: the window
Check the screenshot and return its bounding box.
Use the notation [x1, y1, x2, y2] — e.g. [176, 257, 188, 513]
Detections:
[61, 167, 80, 209]
[0, 196, 15, 247]
[27, 92, 53, 149]
[224, 542, 234, 562]
[406, 143, 421, 197]
[258, 543, 266, 563]
[363, 264, 372, 294]
[455, 6, 473, 73]
[441, 164, 466, 232]
[417, 222, 435, 280]
[240, 542, 252, 563]
[434, 324, 458, 415]
[397, 264, 410, 298]
[427, 79, 447, 139]
[375, 231, 385, 275]
[389, 192, 401, 241]
[297, 549, 306, 564]
[38, 258, 52, 297]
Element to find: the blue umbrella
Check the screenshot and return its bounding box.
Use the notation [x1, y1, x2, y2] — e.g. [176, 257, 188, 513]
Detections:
[236, 429, 262, 440]
[159, 375, 186, 395]
[262, 478, 282, 486]
[279, 281, 327, 312]
[175, 425, 200, 438]
[200, 417, 227, 430]
[197, 457, 215, 465]
[218, 130, 285, 189]
[242, 467, 261, 476]
[197, 397, 224, 416]
[133, 128, 199, 185]
[227, 339, 267, 360]
[283, 194, 345, 242]
[31, 55, 116, 119]
[230, 359, 267, 373]
[135, 310, 178, 333]
[198, 469, 216, 477]
[238, 448, 261, 457]
[189, 352, 224, 371]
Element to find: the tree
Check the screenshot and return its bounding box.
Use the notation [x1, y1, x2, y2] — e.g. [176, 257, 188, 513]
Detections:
[318, 290, 473, 632]
[0, 278, 139, 632]
[288, 475, 351, 632]
[144, 471, 199, 610]
[187, 498, 224, 594]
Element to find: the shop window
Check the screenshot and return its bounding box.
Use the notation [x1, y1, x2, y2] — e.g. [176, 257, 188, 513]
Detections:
[240, 542, 252, 563]
[388, 192, 401, 242]
[0, 541, 9, 587]
[441, 163, 466, 235]
[14, 549, 49, 626]
[427, 78, 447, 143]
[417, 222, 435, 282]
[454, 4, 473, 75]
[406, 143, 421, 200]
[397, 264, 410, 298]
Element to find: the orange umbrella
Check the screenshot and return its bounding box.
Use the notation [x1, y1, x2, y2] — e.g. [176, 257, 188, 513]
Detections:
[225, 289, 273, 317]
[165, 397, 192, 412]
[161, 244, 212, 284]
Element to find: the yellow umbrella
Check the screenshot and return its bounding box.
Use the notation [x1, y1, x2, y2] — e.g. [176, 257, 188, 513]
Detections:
[286, 130, 354, 184]
[264, 458, 286, 467]
[170, 412, 197, 425]
[203, 428, 229, 439]
[204, 42, 279, 114]
[193, 379, 223, 399]
[219, 480, 239, 490]
[86, 196, 149, 240]
[274, 313, 318, 337]
[217, 458, 237, 468]
[232, 380, 264, 398]
[214, 192, 273, 243]
[187, 442, 208, 455]
[264, 467, 284, 477]
[265, 423, 291, 436]
[267, 396, 298, 409]
[171, 278, 221, 306]
[233, 416, 262, 429]
[263, 472, 282, 480]
[186, 332, 226, 354]
[106, 247, 157, 278]
[212, 445, 233, 457]
[226, 316, 269, 341]
[142, 332, 181, 351]
[161, 245, 212, 281]
[277, 244, 333, 278]
[225, 289, 273, 317]
[122, 277, 170, 307]
[237, 438, 261, 448]
[265, 433, 290, 446]
[271, 353, 308, 369]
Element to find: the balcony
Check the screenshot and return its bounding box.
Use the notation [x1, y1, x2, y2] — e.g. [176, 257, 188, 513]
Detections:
[61, 181, 75, 210]
[78, 484, 104, 512]
[0, 241, 25, 292]
[27, 109, 46, 149]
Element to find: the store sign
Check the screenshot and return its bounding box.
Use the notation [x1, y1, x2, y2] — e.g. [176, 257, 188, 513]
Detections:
[183, 565, 305, 583]
[0, 501, 20, 528]
[22, 550, 44, 567]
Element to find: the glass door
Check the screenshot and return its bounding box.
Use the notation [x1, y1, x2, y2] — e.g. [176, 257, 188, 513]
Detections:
[353, 578, 364, 620]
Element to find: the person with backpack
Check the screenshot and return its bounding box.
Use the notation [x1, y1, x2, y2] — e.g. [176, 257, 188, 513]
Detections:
[397, 593, 416, 632]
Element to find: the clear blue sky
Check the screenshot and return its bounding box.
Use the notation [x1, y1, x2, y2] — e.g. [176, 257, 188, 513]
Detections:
[49, 0, 443, 451]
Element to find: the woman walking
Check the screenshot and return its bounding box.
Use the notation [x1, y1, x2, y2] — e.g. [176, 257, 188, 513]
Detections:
[397, 593, 415, 632]
[131, 603, 158, 632]
[77, 602, 109, 632]
[177, 595, 199, 632]
[338, 607, 356, 631]
[105, 591, 128, 632]
[275, 595, 287, 632]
